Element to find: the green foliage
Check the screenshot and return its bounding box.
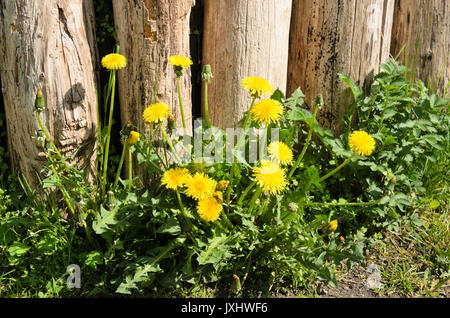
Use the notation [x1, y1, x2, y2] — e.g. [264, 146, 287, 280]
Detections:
[336, 58, 449, 229]
[0, 57, 447, 298]
[94, 0, 116, 44]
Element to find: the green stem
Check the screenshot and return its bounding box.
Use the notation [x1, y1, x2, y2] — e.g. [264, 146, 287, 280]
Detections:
[83, 222, 97, 249]
[204, 80, 212, 129]
[36, 112, 74, 214]
[113, 140, 128, 191]
[308, 197, 384, 207]
[128, 146, 132, 191]
[37, 113, 63, 159]
[259, 125, 268, 160]
[288, 106, 319, 179]
[240, 251, 252, 289]
[221, 211, 234, 230]
[247, 187, 262, 215]
[49, 164, 75, 215]
[318, 153, 355, 184]
[102, 70, 117, 197]
[103, 70, 114, 125]
[225, 96, 257, 207]
[95, 86, 102, 154]
[149, 122, 154, 145]
[161, 126, 182, 163]
[176, 191, 203, 237]
[176, 76, 188, 135]
[237, 181, 256, 206]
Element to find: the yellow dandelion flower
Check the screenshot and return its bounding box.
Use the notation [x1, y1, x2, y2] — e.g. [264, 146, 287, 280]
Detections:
[329, 220, 338, 232]
[161, 168, 190, 190]
[101, 53, 127, 70]
[143, 102, 171, 124]
[169, 55, 193, 69]
[185, 172, 217, 200]
[349, 130, 376, 156]
[250, 99, 284, 126]
[268, 141, 293, 165]
[127, 131, 140, 145]
[252, 160, 287, 195]
[241, 76, 274, 98]
[197, 197, 223, 222]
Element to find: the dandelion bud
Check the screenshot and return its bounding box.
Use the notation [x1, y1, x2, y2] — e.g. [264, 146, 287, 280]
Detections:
[120, 123, 133, 144]
[167, 113, 176, 131]
[232, 274, 241, 293]
[202, 64, 213, 83]
[339, 236, 345, 243]
[215, 180, 229, 192]
[287, 202, 298, 213]
[33, 129, 46, 145]
[313, 94, 324, 109]
[34, 88, 45, 112]
[107, 190, 116, 208]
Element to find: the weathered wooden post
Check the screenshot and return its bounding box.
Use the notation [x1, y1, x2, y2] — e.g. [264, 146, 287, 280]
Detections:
[0, 0, 99, 186]
[390, 0, 450, 96]
[112, 0, 195, 181]
[287, 0, 395, 134]
[112, 0, 194, 133]
[202, 0, 293, 128]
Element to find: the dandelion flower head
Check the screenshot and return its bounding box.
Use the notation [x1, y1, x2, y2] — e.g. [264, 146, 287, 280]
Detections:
[143, 102, 171, 124]
[197, 197, 223, 222]
[241, 76, 274, 98]
[169, 55, 193, 69]
[252, 160, 287, 195]
[128, 131, 140, 145]
[268, 141, 293, 165]
[101, 53, 127, 70]
[161, 168, 190, 190]
[185, 172, 217, 200]
[349, 130, 376, 156]
[250, 99, 284, 126]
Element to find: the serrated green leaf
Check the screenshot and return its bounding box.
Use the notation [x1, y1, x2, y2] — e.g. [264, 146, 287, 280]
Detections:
[115, 242, 179, 294]
[429, 200, 440, 209]
[156, 217, 181, 236]
[270, 89, 285, 102]
[339, 73, 362, 100]
[8, 242, 30, 257]
[84, 251, 103, 268]
[286, 108, 313, 122]
[92, 205, 119, 237]
[197, 232, 231, 265]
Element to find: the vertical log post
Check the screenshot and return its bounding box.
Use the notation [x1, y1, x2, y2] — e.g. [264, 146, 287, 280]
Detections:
[112, 0, 195, 180]
[287, 0, 394, 135]
[202, 0, 293, 128]
[0, 0, 99, 187]
[390, 0, 450, 96]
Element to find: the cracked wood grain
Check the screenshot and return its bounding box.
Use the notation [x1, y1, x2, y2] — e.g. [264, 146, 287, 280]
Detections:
[287, 0, 394, 135]
[202, 0, 293, 129]
[0, 0, 98, 187]
[390, 0, 450, 96]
